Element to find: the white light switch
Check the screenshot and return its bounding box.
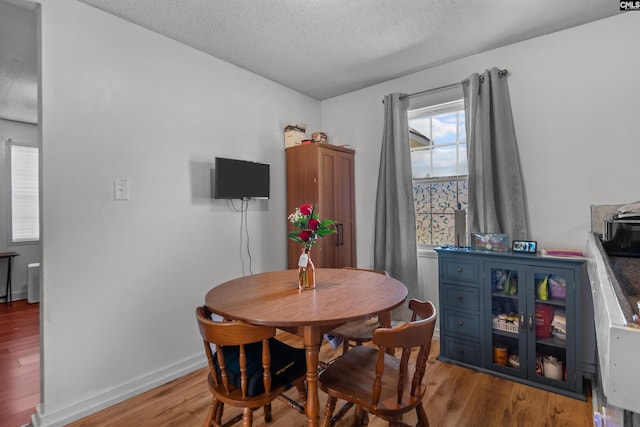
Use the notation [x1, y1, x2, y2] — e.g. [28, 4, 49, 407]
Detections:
[113, 179, 130, 200]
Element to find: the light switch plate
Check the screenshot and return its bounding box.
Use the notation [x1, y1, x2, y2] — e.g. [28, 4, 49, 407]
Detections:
[113, 179, 130, 200]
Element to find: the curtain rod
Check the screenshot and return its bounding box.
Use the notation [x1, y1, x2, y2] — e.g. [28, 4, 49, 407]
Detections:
[381, 82, 459, 103]
[401, 82, 461, 100]
[382, 68, 508, 103]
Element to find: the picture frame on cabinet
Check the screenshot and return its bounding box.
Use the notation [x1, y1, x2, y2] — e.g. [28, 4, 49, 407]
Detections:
[512, 240, 537, 254]
[471, 233, 509, 252]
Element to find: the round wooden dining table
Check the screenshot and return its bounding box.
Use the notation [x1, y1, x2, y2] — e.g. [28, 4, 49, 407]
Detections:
[204, 268, 408, 426]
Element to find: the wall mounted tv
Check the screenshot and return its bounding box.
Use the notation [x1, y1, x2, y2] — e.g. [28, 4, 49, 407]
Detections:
[214, 157, 270, 199]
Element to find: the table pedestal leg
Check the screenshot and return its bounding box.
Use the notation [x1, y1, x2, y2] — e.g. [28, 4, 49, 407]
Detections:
[302, 326, 322, 427]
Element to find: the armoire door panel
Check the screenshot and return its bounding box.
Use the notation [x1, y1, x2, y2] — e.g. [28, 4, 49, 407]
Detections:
[336, 152, 356, 267]
[286, 144, 355, 269]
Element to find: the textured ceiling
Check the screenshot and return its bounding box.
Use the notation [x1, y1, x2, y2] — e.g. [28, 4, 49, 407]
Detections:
[0, 0, 620, 124]
[75, 0, 618, 99]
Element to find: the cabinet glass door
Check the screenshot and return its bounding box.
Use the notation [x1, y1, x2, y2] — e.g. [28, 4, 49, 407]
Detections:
[528, 267, 574, 390]
[488, 263, 526, 378]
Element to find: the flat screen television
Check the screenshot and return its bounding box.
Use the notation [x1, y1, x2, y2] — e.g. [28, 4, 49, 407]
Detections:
[214, 157, 270, 199]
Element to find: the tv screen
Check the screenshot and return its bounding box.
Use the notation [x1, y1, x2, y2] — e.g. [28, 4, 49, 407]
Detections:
[214, 157, 270, 199]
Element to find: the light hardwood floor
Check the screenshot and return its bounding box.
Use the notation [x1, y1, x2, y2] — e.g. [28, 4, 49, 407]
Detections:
[0, 301, 592, 426]
[68, 332, 593, 427]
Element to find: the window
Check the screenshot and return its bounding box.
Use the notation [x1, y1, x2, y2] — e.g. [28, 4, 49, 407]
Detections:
[9, 144, 39, 243]
[409, 100, 467, 246]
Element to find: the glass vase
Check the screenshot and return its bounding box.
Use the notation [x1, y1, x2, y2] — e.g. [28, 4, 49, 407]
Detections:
[297, 248, 315, 290]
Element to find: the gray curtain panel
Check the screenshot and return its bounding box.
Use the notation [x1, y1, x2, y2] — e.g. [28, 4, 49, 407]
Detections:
[463, 68, 529, 241]
[374, 93, 418, 303]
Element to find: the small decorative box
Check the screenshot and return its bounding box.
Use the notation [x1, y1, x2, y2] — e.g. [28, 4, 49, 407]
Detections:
[284, 124, 307, 148]
[471, 233, 509, 252]
[312, 132, 328, 144]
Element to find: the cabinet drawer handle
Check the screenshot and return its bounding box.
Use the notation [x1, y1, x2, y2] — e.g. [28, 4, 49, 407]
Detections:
[457, 295, 463, 301]
[520, 312, 525, 329]
[458, 347, 464, 354]
[458, 320, 464, 326]
[457, 267, 463, 272]
[529, 313, 533, 331]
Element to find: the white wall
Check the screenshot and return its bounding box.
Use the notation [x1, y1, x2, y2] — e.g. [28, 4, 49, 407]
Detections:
[321, 13, 640, 306]
[37, 0, 320, 424]
[0, 118, 41, 300]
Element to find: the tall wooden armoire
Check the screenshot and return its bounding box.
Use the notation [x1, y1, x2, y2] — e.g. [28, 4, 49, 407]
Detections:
[285, 143, 356, 269]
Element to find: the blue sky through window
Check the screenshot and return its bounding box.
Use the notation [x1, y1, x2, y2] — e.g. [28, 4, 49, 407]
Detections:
[409, 107, 466, 179]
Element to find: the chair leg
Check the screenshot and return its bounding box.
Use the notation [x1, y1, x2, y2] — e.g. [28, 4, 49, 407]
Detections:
[214, 402, 224, 425]
[241, 407, 253, 427]
[354, 404, 366, 426]
[330, 400, 353, 425]
[415, 403, 430, 427]
[296, 382, 308, 401]
[321, 396, 337, 427]
[388, 415, 404, 427]
[263, 403, 272, 423]
[357, 404, 369, 425]
[204, 398, 216, 427]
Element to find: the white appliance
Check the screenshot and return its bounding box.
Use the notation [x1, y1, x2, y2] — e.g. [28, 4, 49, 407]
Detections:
[586, 232, 640, 426]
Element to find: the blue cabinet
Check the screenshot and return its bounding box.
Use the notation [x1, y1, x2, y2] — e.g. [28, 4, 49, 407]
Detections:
[437, 254, 485, 367]
[436, 247, 588, 400]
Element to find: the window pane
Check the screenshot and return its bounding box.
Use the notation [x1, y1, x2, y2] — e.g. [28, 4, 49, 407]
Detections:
[10, 145, 40, 242]
[457, 180, 469, 210]
[414, 182, 431, 214]
[416, 213, 432, 245]
[431, 146, 458, 177]
[411, 148, 431, 179]
[458, 110, 466, 142]
[431, 112, 457, 145]
[412, 180, 468, 246]
[408, 116, 431, 140]
[432, 213, 455, 245]
[432, 181, 457, 213]
[458, 144, 468, 175]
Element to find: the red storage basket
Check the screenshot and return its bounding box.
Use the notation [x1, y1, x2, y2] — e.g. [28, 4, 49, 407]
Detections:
[535, 304, 554, 338]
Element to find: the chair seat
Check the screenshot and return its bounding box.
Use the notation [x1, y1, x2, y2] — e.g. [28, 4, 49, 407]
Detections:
[215, 337, 307, 397]
[319, 345, 425, 415]
[328, 268, 390, 359]
[330, 318, 380, 342]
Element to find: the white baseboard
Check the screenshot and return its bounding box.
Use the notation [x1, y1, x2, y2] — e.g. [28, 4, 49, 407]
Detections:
[30, 354, 207, 427]
[10, 289, 28, 301]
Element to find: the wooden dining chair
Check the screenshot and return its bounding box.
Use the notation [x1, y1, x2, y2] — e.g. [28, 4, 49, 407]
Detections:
[319, 299, 437, 427]
[325, 267, 392, 424]
[195, 306, 307, 427]
[329, 267, 390, 355]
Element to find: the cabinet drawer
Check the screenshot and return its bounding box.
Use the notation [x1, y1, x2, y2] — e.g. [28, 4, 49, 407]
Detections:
[443, 284, 480, 311]
[443, 310, 481, 338]
[442, 335, 481, 366]
[441, 257, 479, 284]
